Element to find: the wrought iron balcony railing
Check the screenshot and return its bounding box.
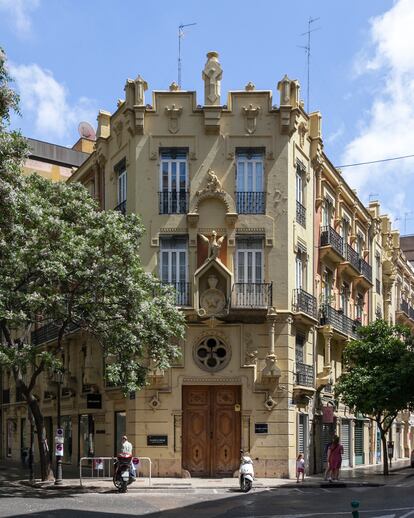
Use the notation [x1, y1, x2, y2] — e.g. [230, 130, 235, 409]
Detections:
[114, 200, 126, 215]
[292, 288, 317, 319]
[359, 257, 372, 282]
[343, 243, 360, 271]
[158, 191, 189, 214]
[296, 201, 306, 228]
[231, 283, 272, 308]
[295, 362, 314, 387]
[31, 321, 79, 346]
[319, 304, 361, 339]
[400, 299, 409, 316]
[162, 282, 191, 306]
[320, 226, 344, 257]
[236, 192, 265, 214]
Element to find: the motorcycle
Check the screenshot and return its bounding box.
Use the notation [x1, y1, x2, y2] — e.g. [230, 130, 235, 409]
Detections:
[113, 452, 139, 493]
[239, 450, 254, 492]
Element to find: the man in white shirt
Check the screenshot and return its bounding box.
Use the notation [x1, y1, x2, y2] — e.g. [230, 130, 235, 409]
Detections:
[121, 435, 135, 478]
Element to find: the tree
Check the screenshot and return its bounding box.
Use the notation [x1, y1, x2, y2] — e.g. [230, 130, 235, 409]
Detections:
[0, 52, 185, 482]
[335, 319, 414, 475]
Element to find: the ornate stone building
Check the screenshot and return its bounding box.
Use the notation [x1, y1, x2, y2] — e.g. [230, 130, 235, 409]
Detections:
[2, 52, 414, 477]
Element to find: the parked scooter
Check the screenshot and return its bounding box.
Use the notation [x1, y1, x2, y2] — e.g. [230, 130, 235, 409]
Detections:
[239, 450, 254, 492]
[113, 452, 139, 493]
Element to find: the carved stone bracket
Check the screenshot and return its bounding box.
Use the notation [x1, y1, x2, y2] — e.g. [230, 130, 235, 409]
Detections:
[242, 104, 261, 134]
[165, 104, 183, 134]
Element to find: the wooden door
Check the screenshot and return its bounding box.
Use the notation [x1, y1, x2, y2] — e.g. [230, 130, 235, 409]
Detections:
[182, 385, 241, 477]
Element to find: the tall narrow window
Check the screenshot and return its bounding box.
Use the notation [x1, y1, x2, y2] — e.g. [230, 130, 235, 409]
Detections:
[341, 282, 350, 316]
[322, 198, 334, 227]
[355, 233, 365, 257]
[296, 162, 306, 227]
[236, 149, 265, 213]
[159, 236, 189, 305]
[159, 149, 188, 214]
[322, 268, 333, 305]
[341, 218, 350, 245]
[234, 237, 269, 306]
[296, 247, 307, 291]
[356, 293, 364, 321]
[115, 159, 127, 214]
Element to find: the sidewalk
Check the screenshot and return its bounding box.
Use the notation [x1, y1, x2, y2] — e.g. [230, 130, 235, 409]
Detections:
[2, 459, 412, 491]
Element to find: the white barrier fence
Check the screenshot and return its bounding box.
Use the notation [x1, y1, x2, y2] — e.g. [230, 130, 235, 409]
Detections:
[79, 456, 152, 487]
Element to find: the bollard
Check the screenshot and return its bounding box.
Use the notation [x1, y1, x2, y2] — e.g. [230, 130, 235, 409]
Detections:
[351, 500, 360, 518]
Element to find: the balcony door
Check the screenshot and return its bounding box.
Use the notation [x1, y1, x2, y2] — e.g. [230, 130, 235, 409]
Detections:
[236, 151, 264, 213]
[160, 236, 188, 305]
[160, 149, 188, 214]
[235, 237, 264, 306]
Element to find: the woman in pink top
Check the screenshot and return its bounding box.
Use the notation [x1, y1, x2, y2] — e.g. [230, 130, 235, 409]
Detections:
[327, 435, 344, 482]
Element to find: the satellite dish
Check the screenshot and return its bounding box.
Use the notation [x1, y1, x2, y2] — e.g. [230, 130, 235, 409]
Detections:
[78, 121, 96, 141]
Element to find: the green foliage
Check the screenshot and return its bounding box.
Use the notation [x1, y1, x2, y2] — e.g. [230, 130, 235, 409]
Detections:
[335, 319, 414, 422]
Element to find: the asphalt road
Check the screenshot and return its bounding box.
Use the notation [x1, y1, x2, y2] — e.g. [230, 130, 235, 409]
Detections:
[1, 479, 414, 518]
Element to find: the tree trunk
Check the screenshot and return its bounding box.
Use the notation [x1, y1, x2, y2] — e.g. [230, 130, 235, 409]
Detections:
[28, 398, 54, 481]
[381, 429, 389, 476]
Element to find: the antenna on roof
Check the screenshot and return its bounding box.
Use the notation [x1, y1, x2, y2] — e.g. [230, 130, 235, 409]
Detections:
[298, 16, 320, 112]
[178, 22, 197, 88]
[78, 121, 96, 141]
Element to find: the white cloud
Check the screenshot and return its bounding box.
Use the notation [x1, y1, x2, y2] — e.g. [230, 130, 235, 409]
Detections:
[0, 0, 39, 36]
[341, 0, 414, 227]
[325, 123, 344, 145]
[10, 62, 97, 143]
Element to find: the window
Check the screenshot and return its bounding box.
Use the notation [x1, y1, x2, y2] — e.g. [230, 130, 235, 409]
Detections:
[236, 149, 265, 213]
[322, 268, 333, 305]
[341, 282, 350, 316]
[296, 163, 306, 227]
[116, 159, 127, 214]
[235, 237, 263, 284]
[375, 253, 381, 294]
[341, 218, 350, 245]
[322, 197, 334, 227]
[356, 293, 364, 321]
[159, 236, 189, 305]
[295, 334, 305, 364]
[355, 233, 365, 257]
[296, 248, 307, 290]
[159, 148, 188, 214]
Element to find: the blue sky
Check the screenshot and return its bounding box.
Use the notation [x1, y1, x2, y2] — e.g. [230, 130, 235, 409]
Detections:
[2, 0, 414, 233]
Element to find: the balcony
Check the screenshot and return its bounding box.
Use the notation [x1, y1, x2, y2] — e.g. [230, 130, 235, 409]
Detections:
[295, 362, 314, 387]
[236, 192, 265, 214]
[162, 282, 191, 306]
[114, 200, 126, 215]
[159, 191, 189, 214]
[358, 257, 373, 287]
[296, 201, 306, 228]
[231, 283, 272, 308]
[31, 321, 79, 347]
[319, 304, 361, 339]
[339, 243, 360, 278]
[320, 226, 344, 264]
[292, 288, 318, 319]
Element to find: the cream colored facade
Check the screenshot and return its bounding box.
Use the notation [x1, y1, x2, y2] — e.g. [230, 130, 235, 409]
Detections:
[2, 52, 414, 477]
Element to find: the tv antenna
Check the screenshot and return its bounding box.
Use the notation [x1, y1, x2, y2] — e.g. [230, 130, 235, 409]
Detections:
[298, 16, 320, 112]
[178, 22, 197, 88]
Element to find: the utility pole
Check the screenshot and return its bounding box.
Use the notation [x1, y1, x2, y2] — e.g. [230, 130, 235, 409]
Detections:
[299, 16, 320, 112]
[178, 22, 197, 88]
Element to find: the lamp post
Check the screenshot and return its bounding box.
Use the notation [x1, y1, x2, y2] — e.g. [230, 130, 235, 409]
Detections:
[54, 369, 64, 485]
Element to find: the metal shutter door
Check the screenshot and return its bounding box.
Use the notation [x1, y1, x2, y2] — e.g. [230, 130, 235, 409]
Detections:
[354, 420, 364, 465]
[298, 415, 305, 454]
[341, 419, 350, 467]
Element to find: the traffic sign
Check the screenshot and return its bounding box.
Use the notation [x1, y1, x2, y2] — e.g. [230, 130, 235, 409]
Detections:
[55, 443, 64, 456]
[56, 428, 64, 437]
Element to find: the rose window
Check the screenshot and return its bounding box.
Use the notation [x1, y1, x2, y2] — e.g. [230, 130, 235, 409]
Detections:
[194, 336, 230, 372]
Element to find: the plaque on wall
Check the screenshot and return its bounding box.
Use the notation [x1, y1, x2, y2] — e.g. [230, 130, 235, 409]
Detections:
[147, 435, 168, 446]
[86, 394, 102, 409]
[255, 423, 268, 434]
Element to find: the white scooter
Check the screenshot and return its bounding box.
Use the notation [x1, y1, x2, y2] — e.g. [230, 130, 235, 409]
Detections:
[239, 450, 254, 492]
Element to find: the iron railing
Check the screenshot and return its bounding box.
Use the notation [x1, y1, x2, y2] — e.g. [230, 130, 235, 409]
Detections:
[162, 282, 191, 306]
[359, 257, 372, 282]
[158, 191, 189, 214]
[343, 243, 360, 271]
[320, 226, 344, 257]
[31, 322, 79, 346]
[376, 279, 381, 294]
[292, 289, 317, 319]
[114, 200, 126, 215]
[400, 299, 409, 315]
[296, 201, 306, 228]
[236, 192, 265, 214]
[231, 283, 272, 308]
[295, 362, 314, 387]
[319, 304, 361, 339]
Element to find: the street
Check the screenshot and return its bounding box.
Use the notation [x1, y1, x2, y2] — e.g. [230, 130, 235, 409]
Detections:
[1, 479, 414, 518]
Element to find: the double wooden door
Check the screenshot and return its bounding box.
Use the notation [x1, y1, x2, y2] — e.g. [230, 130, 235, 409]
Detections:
[182, 385, 241, 477]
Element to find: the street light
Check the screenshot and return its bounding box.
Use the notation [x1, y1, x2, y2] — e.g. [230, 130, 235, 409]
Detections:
[54, 368, 64, 485]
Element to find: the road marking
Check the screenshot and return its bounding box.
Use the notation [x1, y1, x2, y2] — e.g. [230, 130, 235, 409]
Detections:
[399, 511, 414, 518]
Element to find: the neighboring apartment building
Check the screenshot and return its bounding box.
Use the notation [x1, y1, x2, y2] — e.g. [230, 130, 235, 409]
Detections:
[2, 52, 413, 477]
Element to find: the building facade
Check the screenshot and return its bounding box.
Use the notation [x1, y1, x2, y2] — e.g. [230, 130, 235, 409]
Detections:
[2, 52, 414, 477]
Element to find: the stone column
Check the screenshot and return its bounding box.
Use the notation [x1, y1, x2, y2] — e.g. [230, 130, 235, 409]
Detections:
[202, 51, 222, 106]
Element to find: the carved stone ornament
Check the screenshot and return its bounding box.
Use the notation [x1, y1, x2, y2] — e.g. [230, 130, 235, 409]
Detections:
[202, 51, 222, 105]
[242, 104, 261, 134]
[298, 121, 308, 148]
[193, 334, 231, 372]
[200, 275, 226, 316]
[196, 168, 224, 196]
[113, 120, 123, 147]
[244, 331, 258, 365]
[198, 231, 225, 262]
[134, 75, 148, 106]
[245, 81, 255, 91]
[169, 81, 180, 91]
[165, 104, 183, 134]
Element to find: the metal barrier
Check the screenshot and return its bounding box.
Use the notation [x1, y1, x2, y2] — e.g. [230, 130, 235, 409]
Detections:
[80, 456, 152, 487]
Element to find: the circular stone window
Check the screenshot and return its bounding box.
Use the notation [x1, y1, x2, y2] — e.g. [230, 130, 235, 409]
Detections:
[194, 336, 231, 372]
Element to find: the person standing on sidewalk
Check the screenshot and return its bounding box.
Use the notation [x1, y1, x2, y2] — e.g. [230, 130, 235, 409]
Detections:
[121, 435, 136, 479]
[324, 438, 333, 480]
[327, 435, 344, 482]
[296, 453, 305, 483]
